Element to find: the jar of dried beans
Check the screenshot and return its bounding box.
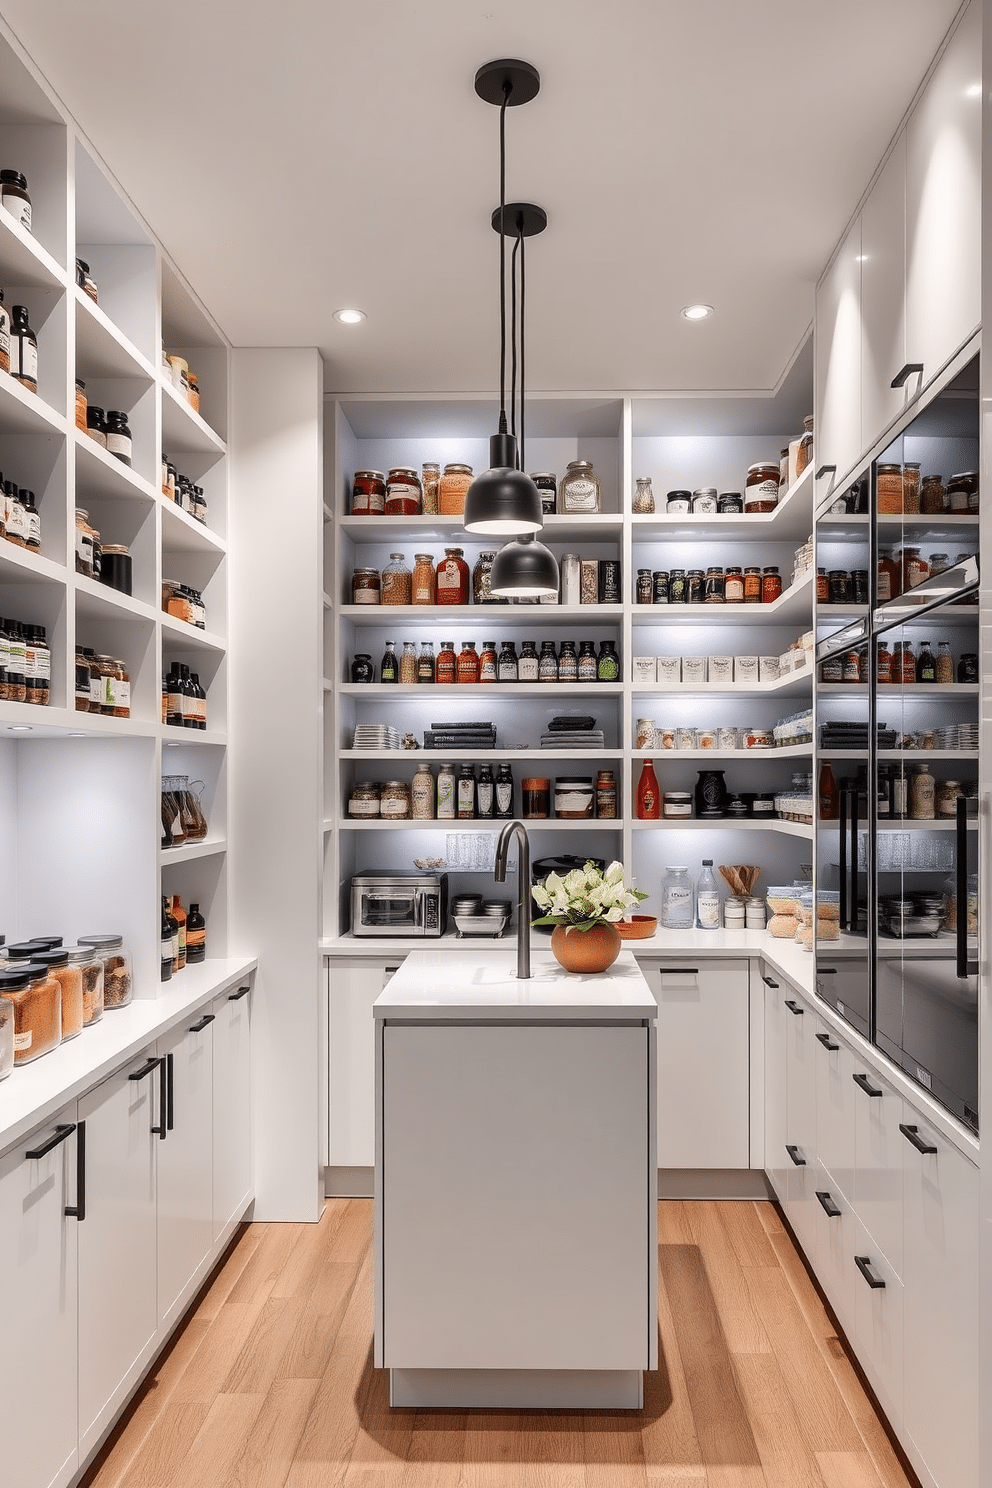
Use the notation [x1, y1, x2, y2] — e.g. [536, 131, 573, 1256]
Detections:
[78, 933, 132, 1009]
[876, 463, 903, 514]
[412, 553, 436, 604]
[439, 463, 474, 515]
[381, 553, 412, 605]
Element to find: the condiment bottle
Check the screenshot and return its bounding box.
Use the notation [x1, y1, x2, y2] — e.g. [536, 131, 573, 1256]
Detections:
[105, 409, 133, 465]
[518, 640, 539, 680]
[411, 762, 434, 819]
[417, 641, 435, 683]
[761, 566, 783, 604]
[457, 764, 477, 818]
[819, 762, 839, 819]
[557, 639, 578, 682]
[497, 639, 518, 682]
[876, 639, 893, 683]
[412, 553, 436, 604]
[475, 764, 495, 818]
[636, 758, 661, 819]
[380, 639, 398, 683]
[185, 904, 206, 963]
[495, 763, 515, 817]
[456, 639, 479, 683]
[743, 567, 762, 602]
[161, 899, 174, 981]
[436, 547, 470, 605]
[597, 640, 620, 681]
[10, 304, 38, 393]
[436, 762, 456, 819]
[0, 289, 10, 373]
[479, 640, 497, 682]
[577, 641, 597, 682]
[0, 169, 32, 228]
[436, 640, 456, 684]
[725, 567, 744, 603]
[917, 639, 936, 683]
[538, 640, 558, 681]
[936, 640, 954, 684]
[171, 896, 187, 970]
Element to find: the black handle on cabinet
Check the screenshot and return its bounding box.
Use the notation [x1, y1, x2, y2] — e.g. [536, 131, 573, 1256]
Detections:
[955, 796, 979, 977]
[762, 975, 779, 988]
[839, 787, 859, 931]
[890, 362, 924, 389]
[25, 1122, 76, 1160]
[784, 999, 804, 1016]
[839, 788, 850, 930]
[786, 1144, 806, 1166]
[129, 1056, 160, 1083]
[150, 1055, 168, 1141]
[189, 1013, 215, 1033]
[228, 984, 251, 1002]
[816, 1190, 842, 1217]
[659, 968, 699, 975]
[899, 1123, 938, 1155]
[855, 1254, 886, 1289]
[166, 1052, 175, 1133]
[853, 1071, 883, 1098]
[815, 1032, 840, 1051]
[65, 1121, 86, 1222]
[816, 464, 837, 480]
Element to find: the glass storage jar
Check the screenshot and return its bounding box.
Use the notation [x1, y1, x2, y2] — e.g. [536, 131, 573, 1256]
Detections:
[0, 995, 12, 1079]
[381, 552, 412, 605]
[522, 777, 551, 818]
[351, 470, 386, 515]
[947, 471, 978, 513]
[412, 553, 436, 605]
[380, 780, 411, 819]
[632, 476, 655, 513]
[744, 462, 779, 513]
[348, 781, 381, 819]
[661, 867, 694, 929]
[100, 544, 132, 595]
[472, 551, 498, 604]
[877, 463, 903, 513]
[77, 934, 132, 1009]
[34, 949, 83, 1040]
[902, 461, 921, 513]
[554, 776, 594, 819]
[559, 460, 601, 512]
[436, 547, 470, 605]
[385, 466, 421, 515]
[439, 463, 473, 515]
[0, 964, 60, 1064]
[75, 507, 95, 575]
[795, 415, 814, 477]
[352, 567, 380, 604]
[921, 475, 946, 513]
[421, 462, 440, 514]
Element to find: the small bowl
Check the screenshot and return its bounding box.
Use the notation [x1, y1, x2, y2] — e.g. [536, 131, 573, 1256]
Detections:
[617, 914, 658, 941]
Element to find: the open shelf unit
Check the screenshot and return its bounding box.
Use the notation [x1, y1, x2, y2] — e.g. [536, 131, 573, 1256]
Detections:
[323, 387, 816, 936]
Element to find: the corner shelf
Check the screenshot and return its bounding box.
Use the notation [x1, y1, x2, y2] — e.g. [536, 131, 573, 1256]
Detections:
[160, 379, 227, 456]
[74, 288, 155, 380]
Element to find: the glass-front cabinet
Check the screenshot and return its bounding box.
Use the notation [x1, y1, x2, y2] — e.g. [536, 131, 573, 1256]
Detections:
[814, 352, 980, 1132]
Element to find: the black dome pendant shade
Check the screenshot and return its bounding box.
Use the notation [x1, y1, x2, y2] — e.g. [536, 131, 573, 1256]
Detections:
[489, 534, 560, 599]
[463, 432, 543, 534]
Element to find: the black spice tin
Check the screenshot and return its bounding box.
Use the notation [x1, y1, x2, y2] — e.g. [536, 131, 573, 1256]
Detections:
[598, 559, 621, 604]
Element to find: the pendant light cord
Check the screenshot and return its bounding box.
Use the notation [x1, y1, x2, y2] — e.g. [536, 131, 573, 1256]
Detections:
[497, 83, 510, 436]
[518, 219, 526, 470]
[509, 232, 519, 444]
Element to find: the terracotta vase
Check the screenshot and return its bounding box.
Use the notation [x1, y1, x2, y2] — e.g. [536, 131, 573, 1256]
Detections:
[551, 921, 621, 974]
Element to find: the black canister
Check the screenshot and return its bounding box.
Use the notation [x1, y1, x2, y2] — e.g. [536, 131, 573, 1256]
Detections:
[598, 559, 621, 604]
[636, 568, 653, 604]
[717, 491, 744, 513]
[531, 472, 557, 515]
[667, 568, 686, 603]
[99, 544, 132, 595]
[694, 769, 728, 820]
[652, 570, 669, 604]
[686, 569, 705, 604]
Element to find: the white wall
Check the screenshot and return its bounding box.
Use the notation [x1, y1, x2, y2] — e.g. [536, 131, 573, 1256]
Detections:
[229, 348, 324, 1221]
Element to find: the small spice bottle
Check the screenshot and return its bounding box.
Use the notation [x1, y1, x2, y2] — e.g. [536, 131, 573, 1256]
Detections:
[557, 639, 578, 682]
[0, 288, 10, 373]
[436, 640, 457, 684]
[0, 169, 32, 229]
[436, 547, 470, 604]
[538, 641, 558, 681]
[381, 552, 412, 605]
[10, 304, 38, 393]
[86, 404, 107, 447]
[412, 553, 436, 604]
[578, 640, 597, 682]
[105, 410, 133, 465]
[417, 640, 436, 682]
[479, 640, 498, 682]
[743, 566, 762, 602]
[725, 567, 744, 603]
[457, 639, 480, 683]
[522, 777, 551, 818]
[75, 378, 88, 432]
[496, 639, 518, 682]
[439, 462, 473, 516]
[518, 640, 539, 680]
[595, 769, 617, 818]
[75, 507, 95, 575]
[761, 566, 783, 604]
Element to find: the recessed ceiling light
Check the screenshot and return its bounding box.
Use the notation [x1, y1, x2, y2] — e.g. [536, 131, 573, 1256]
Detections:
[9, 724, 33, 731]
[681, 304, 713, 321]
[334, 308, 366, 325]
[966, 82, 982, 97]
[68, 731, 87, 738]
[856, 254, 868, 263]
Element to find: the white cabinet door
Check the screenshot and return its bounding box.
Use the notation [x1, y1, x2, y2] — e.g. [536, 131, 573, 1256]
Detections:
[329, 957, 401, 1168]
[815, 216, 863, 489]
[783, 990, 817, 1253]
[381, 1023, 651, 1371]
[212, 982, 253, 1236]
[812, 1015, 856, 1201]
[852, 1058, 904, 1278]
[77, 1056, 160, 1458]
[905, 0, 981, 388]
[158, 1017, 214, 1330]
[850, 1211, 903, 1427]
[860, 132, 910, 443]
[809, 1167, 855, 1337]
[901, 1108, 979, 1488]
[763, 974, 789, 1202]
[0, 1108, 80, 1488]
[645, 959, 748, 1169]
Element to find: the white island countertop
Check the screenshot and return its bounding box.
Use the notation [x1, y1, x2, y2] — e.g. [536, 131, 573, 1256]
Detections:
[373, 947, 657, 1022]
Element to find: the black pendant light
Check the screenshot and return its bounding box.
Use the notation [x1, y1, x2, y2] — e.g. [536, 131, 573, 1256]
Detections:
[463, 60, 546, 538]
[490, 532, 560, 598]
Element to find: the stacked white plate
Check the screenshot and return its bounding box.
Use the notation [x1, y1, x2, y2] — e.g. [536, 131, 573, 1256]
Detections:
[957, 723, 980, 749]
[353, 724, 400, 749]
[934, 725, 959, 749]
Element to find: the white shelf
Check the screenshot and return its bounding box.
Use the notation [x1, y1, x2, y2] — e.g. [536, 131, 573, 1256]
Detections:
[821, 748, 978, 761]
[340, 817, 623, 831]
[74, 287, 155, 380]
[0, 370, 67, 437]
[161, 378, 227, 455]
[160, 836, 227, 866]
[637, 744, 813, 761]
[632, 571, 814, 627]
[161, 725, 227, 746]
[339, 603, 623, 622]
[339, 512, 625, 543]
[631, 817, 813, 838]
[820, 683, 978, 696]
[341, 748, 620, 761]
[0, 205, 65, 287]
[75, 576, 158, 625]
[631, 670, 813, 697]
[75, 430, 158, 504]
[339, 682, 624, 697]
[0, 541, 66, 585]
[160, 614, 227, 654]
[630, 464, 815, 541]
[160, 497, 227, 555]
[0, 703, 161, 739]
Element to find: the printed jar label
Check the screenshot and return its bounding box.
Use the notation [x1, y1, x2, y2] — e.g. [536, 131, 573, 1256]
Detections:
[114, 679, 131, 710]
[0, 324, 9, 364]
[13, 1030, 31, 1051]
[2, 191, 30, 228]
[495, 782, 513, 812]
[744, 479, 778, 508]
[352, 589, 379, 604]
[519, 659, 539, 680]
[348, 798, 379, 817]
[437, 563, 461, 590]
[697, 893, 720, 927]
[555, 790, 592, 815]
[380, 797, 409, 818]
[106, 432, 132, 459]
[15, 336, 37, 382]
[563, 479, 598, 510]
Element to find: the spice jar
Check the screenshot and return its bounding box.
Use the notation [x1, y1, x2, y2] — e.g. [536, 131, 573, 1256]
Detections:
[877, 463, 903, 513]
[33, 948, 83, 1040]
[921, 475, 946, 513]
[74, 508, 95, 575]
[439, 463, 473, 516]
[353, 466, 387, 515]
[717, 492, 744, 513]
[105, 409, 133, 465]
[100, 543, 132, 596]
[652, 570, 670, 603]
[744, 462, 780, 513]
[348, 781, 381, 819]
[554, 776, 594, 819]
[636, 569, 653, 604]
[0, 964, 60, 1064]
[411, 762, 434, 819]
[412, 553, 436, 605]
[743, 567, 762, 602]
[11, 304, 38, 392]
[473, 550, 498, 605]
[436, 547, 470, 605]
[902, 461, 921, 513]
[421, 462, 440, 515]
[704, 566, 725, 602]
[595, 769, 617, 818]
[479, 640, 497, 682]
[937, 779, 964, 819]
[86, 404, 107, 447]
[761, 566, 783, 604]
[666, 489, 691, 514]
[78, 933, 132, 1008]
[111, 658, 131, 718]
[75, 377, 88, 432]
[3, 482, 25, 546]
[385, 466, 421, 515]
[75, 645, 92, 710]
[532, 472, 557, 514]
[522, 777, 551, 818]
[692, 487, 718, 514]
[456, 639, 480, 682]
[0, 168, 32, 228]
[909, 763, 935, 820]
[399, 640, 418, 683]
[381, 552, 412, 605]
[560, 459, 602, 512]
[796, 415, 814, 478]
[902, 547, 930, 591]
[352, 567, 381, 604]
[380, 780, 412, 819]
[632, 476, 655, 513]
[436, 640, 457, 684]
[725, 567, 744, 603]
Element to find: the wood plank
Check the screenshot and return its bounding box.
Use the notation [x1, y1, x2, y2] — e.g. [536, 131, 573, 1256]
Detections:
[275, 1261, 361, 1381]
[645, 1469, 709, 1488]
[117, 1401, 210, 1487]
[195, 1224, 264, 1322]
[720, 1203, 779, 1271]
[224, 1222, 308, 1306]
[584, 1412, 649, 1488]
[169, 1302, 270, 1406]
[814, 1450, 887, 1488]
[657, 1201, 696, 1247]
[222, 1295, 309, 1395]
[682, 1204, 772, 1356]
[397, 1410, 467, 1488]
[643, 1263, 705, 1473]
[162, 1393, 264, 1486]
[731, 1352, 826, 1488]
[657, 1245, 761, 1470]
[220, 1376, 320, 1488]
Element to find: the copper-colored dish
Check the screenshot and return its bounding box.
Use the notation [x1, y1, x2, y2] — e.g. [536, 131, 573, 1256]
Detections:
[617, 914, 658, 941]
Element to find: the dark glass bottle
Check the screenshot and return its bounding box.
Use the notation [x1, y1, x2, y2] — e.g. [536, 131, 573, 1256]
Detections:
[597, 640, 620, 681]
[457, 763, 476, 818]
[161, 898, 174, 981]
[497, 640, 518, 683]
[180, 663, 197, 727]
[105, 409, 133, 465]
[11, 303, 37, 393]
[185, 903, 206, 963]
[538, 641, 558, 682]
[166, 664, 183, 726]
[518, 640, 539, 681]
[917, 638, 936, 684]
[380, 639, 398, 684]
[476, 763, 495, 818]
[351, 653, 375, 683]
[557, 639, 578, 682]
[577, 641, 597, 682]
[417, 641, 435, 683]
[495, 763, 515, 818]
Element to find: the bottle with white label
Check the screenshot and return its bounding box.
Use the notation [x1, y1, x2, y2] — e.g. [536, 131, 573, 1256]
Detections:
[660, 866, 694, 929]
[0, 288, 10, 373]
[696, 859, 721, 929]
[105, 410, 133, 466]
[436, 762, 456, 820]
[10, 304, 38, 393]
[0, 169, 32, 229]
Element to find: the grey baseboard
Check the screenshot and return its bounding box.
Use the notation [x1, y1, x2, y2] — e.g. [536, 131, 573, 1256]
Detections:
[325, 1165, 374, 1197]
[657, 1168, 773, 1200]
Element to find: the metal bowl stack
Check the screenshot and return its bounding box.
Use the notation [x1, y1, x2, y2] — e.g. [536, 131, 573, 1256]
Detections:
[453, 897, 512, 938]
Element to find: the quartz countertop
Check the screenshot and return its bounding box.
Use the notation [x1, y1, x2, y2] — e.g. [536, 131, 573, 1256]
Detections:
[373, 947, 657, 1022]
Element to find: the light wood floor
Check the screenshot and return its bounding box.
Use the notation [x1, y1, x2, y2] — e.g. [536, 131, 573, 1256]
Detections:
[80, 1199, 918, 1488]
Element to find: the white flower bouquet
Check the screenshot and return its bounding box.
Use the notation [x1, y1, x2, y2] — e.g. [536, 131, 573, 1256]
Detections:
[531, 859, 647, 932]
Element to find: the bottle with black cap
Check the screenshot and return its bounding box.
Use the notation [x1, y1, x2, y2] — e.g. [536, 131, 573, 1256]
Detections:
[10, 304, 38, 393]
[0, 169, 32, 229]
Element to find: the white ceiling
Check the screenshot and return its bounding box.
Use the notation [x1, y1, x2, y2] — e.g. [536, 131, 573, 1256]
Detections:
[0, 0, 964, 397]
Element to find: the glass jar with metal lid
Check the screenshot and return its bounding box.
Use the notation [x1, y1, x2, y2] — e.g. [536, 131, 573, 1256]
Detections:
[692, 487, 718, 514]
[877, 463, 903, 513]
[381, 553, 412, 605]
[100, 543, 132, 595]
[0, 995, 12, 1079]
[380, 780, 412, 819]
[725, 567, 744, 603]
[348, 781, 381, 819]
[352, 567, 381, 604]
[0, 963, 60, 1064]
[412, 553, 436, 605]
[744, 462, 779, 513]
[559, 460, 601, 513]
[717, 491, 744, 513]
[531, 472, 557, 514]
[351, 470, 386, 515]
[704, 566, 725, 602]
[0, 168, 32, 228]
[385, 466, 422, 515]
[439, 463, 473, 516]
[666, 489, 691, 514]
[32, 948, 83, 1040]
[947, 471, 978, 513]
[554, 776, 594, 819]
[421, 461, 440, 514]
[77, 933, 132, 1008]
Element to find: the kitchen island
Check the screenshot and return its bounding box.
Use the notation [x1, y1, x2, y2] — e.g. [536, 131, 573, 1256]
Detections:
[373, 947, 657, 1409]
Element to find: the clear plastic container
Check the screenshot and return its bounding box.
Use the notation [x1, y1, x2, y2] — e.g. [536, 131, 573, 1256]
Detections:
[78, 934, 132, 1009]
[660, 866, 694, 929]
[0, 995, 13, 1079]
[0, 964, 61, 1064]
